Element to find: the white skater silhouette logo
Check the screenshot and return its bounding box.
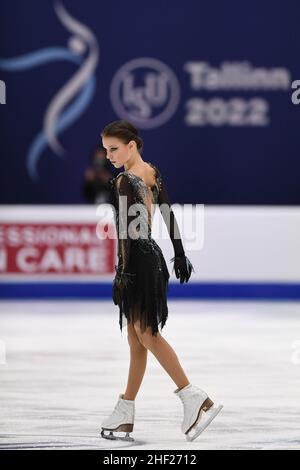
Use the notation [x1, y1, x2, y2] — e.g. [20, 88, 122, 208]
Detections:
[0, 2, 99, 181]
[110, 57, 180, 129]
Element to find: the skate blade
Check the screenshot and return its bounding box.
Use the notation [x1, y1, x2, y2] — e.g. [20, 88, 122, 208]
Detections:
[186, 405, 223, 442]
[100, 430, 134, 442]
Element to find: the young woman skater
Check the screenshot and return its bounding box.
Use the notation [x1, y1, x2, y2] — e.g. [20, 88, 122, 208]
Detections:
[100, 120, 223, 442]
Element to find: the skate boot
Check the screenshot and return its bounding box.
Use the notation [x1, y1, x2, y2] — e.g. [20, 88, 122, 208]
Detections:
[174, 383, 223, 441]
[100, 393, 135, 442]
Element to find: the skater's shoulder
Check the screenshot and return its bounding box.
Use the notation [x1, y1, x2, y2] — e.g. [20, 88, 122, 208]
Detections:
[114, 172, 135, 193]
[147, 161, 161, 176]
[146, 161, 163, 191]
[113, 162, 163, 193]
[115, 171, 132, 184]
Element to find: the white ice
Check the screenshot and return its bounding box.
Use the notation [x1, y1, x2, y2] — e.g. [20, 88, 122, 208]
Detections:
[0, 300, 300, 450]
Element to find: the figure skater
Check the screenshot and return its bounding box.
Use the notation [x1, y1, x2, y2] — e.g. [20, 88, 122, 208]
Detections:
[99, 120, 223, 442]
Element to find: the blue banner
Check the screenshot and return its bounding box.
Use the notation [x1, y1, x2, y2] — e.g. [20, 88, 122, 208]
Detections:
[0, 0, 299, 204]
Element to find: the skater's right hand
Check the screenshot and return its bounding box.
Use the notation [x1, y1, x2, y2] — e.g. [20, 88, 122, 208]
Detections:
[112, 265, 136, 306]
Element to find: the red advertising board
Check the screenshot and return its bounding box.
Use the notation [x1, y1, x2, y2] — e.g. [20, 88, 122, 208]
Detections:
[0, 223, 115, 275]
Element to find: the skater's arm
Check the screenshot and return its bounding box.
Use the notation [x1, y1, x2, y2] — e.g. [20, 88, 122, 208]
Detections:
[155, 168, 185, 258]
[114, 174, 136, 274]
[153, 164, 195, 283]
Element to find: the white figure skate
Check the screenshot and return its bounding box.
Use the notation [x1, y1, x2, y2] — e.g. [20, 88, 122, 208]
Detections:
[174, 383, 223, 441]
[100, 393, 135, 442]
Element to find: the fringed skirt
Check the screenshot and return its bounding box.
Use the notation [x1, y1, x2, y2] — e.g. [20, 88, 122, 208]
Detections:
[117, 238, 170, 337]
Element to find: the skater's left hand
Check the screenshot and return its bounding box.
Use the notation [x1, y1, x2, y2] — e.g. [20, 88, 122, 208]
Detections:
[170, 255, 195, 284]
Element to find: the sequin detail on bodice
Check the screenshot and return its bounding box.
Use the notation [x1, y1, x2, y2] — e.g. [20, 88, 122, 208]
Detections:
[120, 162, 164, 270]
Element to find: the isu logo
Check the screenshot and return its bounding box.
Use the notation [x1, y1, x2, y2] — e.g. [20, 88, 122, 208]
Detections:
[110, 57, 180, 129]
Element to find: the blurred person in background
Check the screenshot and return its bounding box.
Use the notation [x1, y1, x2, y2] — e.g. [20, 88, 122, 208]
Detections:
[82, 147, 115, 204]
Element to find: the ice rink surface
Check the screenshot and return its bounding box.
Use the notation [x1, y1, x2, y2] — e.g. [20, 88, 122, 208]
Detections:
[0, 300, 300, 450]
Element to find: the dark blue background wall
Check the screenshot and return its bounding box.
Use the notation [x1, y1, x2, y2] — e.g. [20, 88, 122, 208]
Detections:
[0, 0, 299, 205]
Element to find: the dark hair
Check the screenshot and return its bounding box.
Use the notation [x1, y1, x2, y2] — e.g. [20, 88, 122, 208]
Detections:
[100, 120, 144, 153]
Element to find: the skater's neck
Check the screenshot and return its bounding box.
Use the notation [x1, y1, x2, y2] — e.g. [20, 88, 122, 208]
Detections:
[124, 153, 145, 174]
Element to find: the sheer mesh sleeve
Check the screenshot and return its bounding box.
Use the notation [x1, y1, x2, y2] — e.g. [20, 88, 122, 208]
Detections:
[114, 174, 136, 274]
[153, 166, 185, 258]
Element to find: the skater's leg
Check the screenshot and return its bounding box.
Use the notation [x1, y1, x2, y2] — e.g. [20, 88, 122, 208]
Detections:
[133, 321, 190, 390]
[123, 322, 148, 401]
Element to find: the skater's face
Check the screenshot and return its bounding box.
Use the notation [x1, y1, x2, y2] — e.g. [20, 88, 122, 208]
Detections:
[102, 137, 136, 169]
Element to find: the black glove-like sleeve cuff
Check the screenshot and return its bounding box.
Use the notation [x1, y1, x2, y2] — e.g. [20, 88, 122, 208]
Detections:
[112, 265, 136, 306]
[169, 255, 195, 284]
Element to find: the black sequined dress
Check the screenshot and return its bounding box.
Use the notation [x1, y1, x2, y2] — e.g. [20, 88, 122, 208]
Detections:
[108, 162, 185, 337]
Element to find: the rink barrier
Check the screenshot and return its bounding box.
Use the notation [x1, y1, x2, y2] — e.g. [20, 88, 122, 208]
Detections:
[0, 282, 300, 300]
